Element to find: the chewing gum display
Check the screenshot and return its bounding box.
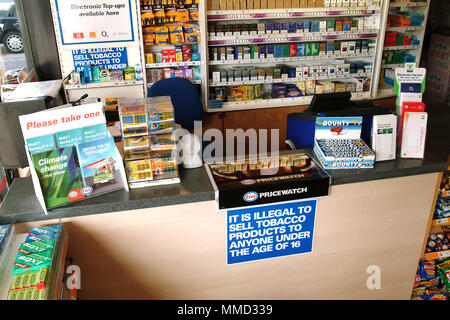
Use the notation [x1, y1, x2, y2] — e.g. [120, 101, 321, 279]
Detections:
[313, 117, 375, 169]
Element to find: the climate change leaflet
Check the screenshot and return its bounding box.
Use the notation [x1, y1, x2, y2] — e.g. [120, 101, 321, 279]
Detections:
[19, 103, 128, 213]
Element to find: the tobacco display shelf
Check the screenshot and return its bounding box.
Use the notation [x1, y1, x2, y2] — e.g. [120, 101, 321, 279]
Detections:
[147, 79, 201, 87]
[382, 63, 404, 68]
[145, 61, 201, 68]
[209, 71, 373, 87]
[209, 52, 374, 65]
[384, 45, 420, 51]
[378, 1, 430, 97]
[208, 30, 379, 46]
[389, 1, 427, 7]
[64, 80, 144, 90]
[386, 26, 423, 32]
[207, 7, 381, 21]
[207, 91, 370, 112]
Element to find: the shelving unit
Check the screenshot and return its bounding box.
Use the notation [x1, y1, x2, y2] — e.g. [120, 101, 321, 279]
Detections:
[138, 0, 207, 102]
[376, 0, 430, 98]
[204, 2, 382, 112]
[209, 91, 370, 112]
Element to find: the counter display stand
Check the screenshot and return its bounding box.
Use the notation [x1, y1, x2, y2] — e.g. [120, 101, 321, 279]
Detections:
[118, 97, 180, 189]
[377, 0, 430, 98]
[204, 0, 382, 112]
[0, 224, 72, 300]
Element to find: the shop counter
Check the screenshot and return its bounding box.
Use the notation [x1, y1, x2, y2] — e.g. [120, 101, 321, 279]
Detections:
[0, 150, 447, 300]
[0, 149, 446, 224]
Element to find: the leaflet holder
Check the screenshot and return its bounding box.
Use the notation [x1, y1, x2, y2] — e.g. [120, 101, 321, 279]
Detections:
[286, 92, 391, 149]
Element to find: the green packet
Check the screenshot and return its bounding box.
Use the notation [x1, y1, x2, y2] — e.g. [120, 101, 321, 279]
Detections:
[12, 251, 52, 275]
[8, 286, 48, 300]
[18, 239, 55, 255]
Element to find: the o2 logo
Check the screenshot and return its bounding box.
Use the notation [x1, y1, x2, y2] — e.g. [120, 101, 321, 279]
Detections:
[243, 192, 258, 202]
[241, 179, 256, 185]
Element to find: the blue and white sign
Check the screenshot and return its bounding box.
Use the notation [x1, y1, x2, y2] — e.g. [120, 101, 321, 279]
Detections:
[227, 199, 317, 264]
[72, 47, 128, 72]
[54, 0, 135, 45]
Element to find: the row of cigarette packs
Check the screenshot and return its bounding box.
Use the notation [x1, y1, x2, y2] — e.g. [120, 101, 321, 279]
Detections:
[209, 40, 377, 61]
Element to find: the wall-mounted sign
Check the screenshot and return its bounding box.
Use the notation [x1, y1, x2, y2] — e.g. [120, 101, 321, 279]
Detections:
[72, 47, 129, 72]
[227, 200, 317, 264]
[54, 0, 135, 45]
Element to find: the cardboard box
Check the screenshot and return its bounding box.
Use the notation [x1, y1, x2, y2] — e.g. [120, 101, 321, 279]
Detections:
[371, 114, 397, 162]
[400, 112, 427, 159]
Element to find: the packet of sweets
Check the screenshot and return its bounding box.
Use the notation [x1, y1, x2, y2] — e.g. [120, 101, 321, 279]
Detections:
[418, 260, 436, 280]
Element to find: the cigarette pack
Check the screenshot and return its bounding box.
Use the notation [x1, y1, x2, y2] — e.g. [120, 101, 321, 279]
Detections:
[371, 114, 397, 162]
[400, 112, 427, 159]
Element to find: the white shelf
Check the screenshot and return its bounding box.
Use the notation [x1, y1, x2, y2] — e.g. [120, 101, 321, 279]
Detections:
[210, 72, 372, 87]
[129, 177, 181, 189]
[208, 91, 370, 112]
[383, 45, 420, 50]
[147, 79, 201, 87]
[207, 7, 381, 21]
[209, 30, 379, 46]
[209, 52, 374, 66]
[386, 26, 423, 32]
[64, 80, 144, 90]
[145, 61, 201, 68]
[382, 63, 405, 68]
[389, 2, 427, 8]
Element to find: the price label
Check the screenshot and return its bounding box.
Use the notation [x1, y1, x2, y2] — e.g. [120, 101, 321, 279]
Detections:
[438, 251, 450, 259]
[436, 218, 449, 225]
